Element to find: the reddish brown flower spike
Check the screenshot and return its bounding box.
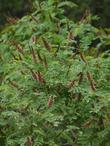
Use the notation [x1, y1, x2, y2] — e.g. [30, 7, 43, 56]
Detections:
[31, 70, 38, 81]
[31, 70, 45, 84]
[42, 37, 51, 51]
[79, 52, 87, 64]
[30, 47, 37, 63]
[67, 80, 76, 88]
[47, 97, 53, 108]
[68, 31, 74, 40]
[9, 80, 20, 90]
[36, 50, 43, 62]
[77, 72, 83, 84]
[7, 17, 18, 24]
[27, 137, 33, 146]
[13, 42, 24, 55]
[87, 71, 96, 91]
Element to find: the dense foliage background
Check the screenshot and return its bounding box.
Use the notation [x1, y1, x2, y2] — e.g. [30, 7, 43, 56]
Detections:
[69, 0, 110, 27]
[0, 0, 110, 27]
[0, 0, 110, 146]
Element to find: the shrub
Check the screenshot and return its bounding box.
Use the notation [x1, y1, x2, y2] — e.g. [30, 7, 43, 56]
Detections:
[0, 1, 110, 146]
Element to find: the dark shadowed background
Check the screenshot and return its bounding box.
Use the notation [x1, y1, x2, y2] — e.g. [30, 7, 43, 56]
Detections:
[0, 0, 110, 27]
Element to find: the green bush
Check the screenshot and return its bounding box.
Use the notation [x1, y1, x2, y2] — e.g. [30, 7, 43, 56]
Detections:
[0, 1, 110, 146]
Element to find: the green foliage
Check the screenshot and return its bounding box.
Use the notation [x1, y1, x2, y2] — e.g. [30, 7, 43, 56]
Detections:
[0, 1, 110, 146]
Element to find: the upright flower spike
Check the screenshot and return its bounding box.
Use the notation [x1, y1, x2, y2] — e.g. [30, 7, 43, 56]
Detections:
[77, 72, 83, 84]
[31, 70, 45, 84]
[37, 71, 46, 84]
[9, 80, 20, 90]
[36, 50, 43, 62]
[87, 71, 96, 91]
[30, 46, 37, 64]
[13, 42, 24, 55]
[42, 37, 51, 52]
[26, 137, 33, 146]
[47, 96, 54, 108]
